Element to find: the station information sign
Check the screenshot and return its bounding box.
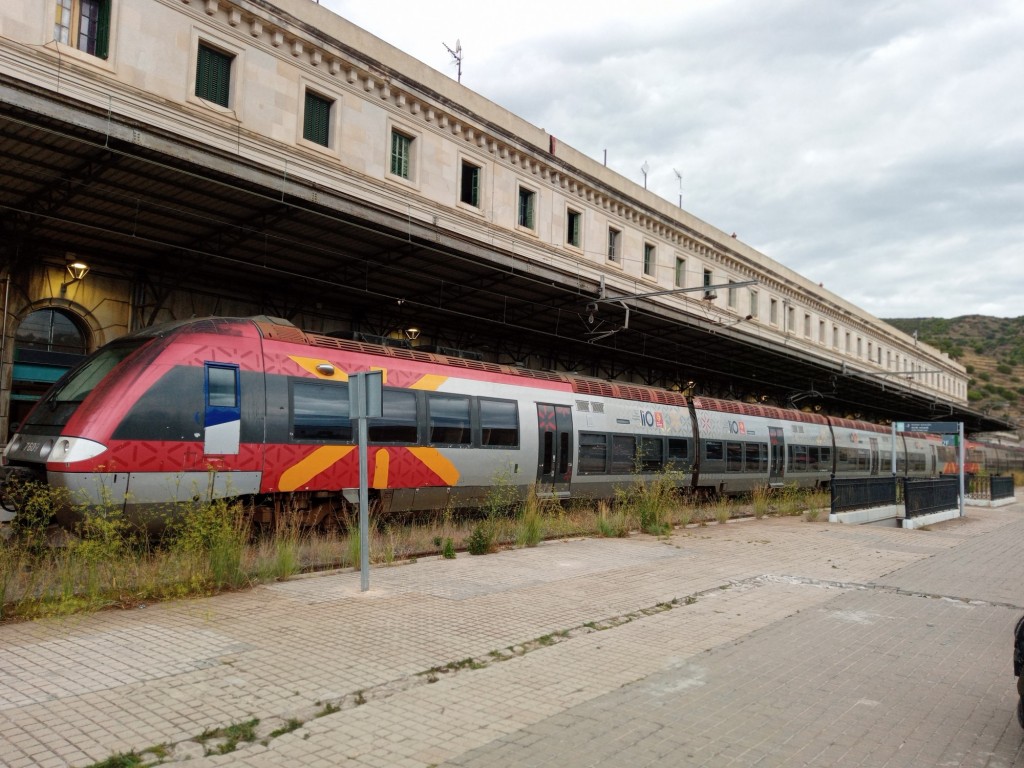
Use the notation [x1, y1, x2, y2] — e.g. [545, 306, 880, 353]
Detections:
[895, 421, 960, 434]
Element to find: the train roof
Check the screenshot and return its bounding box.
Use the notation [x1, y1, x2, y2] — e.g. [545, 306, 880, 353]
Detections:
[691, 397, 830, 425]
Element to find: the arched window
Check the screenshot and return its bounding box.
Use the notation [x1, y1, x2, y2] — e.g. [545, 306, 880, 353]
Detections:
[8, 309, 90, 439]
[16, 308, 88, 354]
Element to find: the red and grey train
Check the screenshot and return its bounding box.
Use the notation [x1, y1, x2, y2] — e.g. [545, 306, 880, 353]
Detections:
[1, 316, 1019, 526]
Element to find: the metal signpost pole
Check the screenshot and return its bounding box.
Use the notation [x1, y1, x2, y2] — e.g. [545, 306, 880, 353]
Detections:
[892, 420, 899, 513]
[351, 371, 382, 593]
[959, 422, 966, 518]
[357, 384, 370, 592]
[891, 420, 897, 476]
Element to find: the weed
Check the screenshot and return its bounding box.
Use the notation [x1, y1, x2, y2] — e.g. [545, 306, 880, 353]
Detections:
[197, 718, 259, 755]
[751, 485, 772, 519]
[268, 718, 303, 738]
[466, 521, 496, 555]
[595, 500, 630, 538]
[712, 495, 734, 525]
[615, 470, 681, 536]
[6, 478, 70, 554]
[514, 486, 545, 548]
[86, 753, 146, 768]
[673, 503, 694, 528]
[317, 701, 340, 717]
[346, 529, 361, 569]
[441, 537, 456, 559]
[481, 470, 521, 518]
[777, 484, 803, 516]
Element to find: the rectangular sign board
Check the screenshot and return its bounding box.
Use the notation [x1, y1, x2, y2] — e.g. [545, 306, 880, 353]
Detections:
[895, 421, 960, 434]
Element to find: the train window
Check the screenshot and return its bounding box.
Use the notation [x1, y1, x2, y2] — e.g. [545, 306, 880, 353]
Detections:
[837, 446, 858, 471]
[428, 394, 471, 445]
[820, 446, 832, 469]
[705, 441, 723, 462]
[744, 443, 766, 472]
[368, 389, 418, 443]
[808, 446, 821, 471]
[726, 442, 742, 472]
[788, 445, 809, 471]
[610, 435, 635, 474]
[639, 437, 664, 471]
[579, 432, 607, 474]
[480, 399, 519, 447]
[207, 365, 238, 408]
[909, 452, 926, 472]
[291, 380, 351, 441]
[667, 438, 689, 466]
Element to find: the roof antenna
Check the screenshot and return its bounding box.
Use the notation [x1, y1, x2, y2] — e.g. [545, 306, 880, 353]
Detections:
[443, 39, 462, 83]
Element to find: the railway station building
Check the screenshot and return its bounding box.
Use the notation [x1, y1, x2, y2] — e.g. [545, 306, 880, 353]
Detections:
[0, 0, 1009, 440]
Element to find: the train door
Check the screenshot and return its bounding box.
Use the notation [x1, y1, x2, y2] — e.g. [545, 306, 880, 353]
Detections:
[536, 403, 573, 497]
[869, 437, 879, 475]
[204, 362, 241, 456]
[768, 426, 785, 486]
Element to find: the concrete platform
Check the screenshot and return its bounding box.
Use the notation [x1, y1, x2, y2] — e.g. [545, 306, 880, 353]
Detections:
[2, 504, 1024, 767]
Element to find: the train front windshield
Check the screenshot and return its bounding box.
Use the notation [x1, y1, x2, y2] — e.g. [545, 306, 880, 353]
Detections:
[21, 340, 149, 431]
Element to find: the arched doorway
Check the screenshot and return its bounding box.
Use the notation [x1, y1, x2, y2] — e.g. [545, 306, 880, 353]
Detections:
[8, 308, 89, 438]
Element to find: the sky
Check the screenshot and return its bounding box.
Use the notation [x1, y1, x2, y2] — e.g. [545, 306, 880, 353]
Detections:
[321, 0, 1024, 319]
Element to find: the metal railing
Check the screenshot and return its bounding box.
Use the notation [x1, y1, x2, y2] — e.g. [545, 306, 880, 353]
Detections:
[948, 474, 1017, 500]
[903, 477, 958, 518]
[830, 476, 897, 514]
[991, 475, 1015, 501]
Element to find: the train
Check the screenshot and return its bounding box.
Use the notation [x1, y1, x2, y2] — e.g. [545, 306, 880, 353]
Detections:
[1, 315, 1021, 528]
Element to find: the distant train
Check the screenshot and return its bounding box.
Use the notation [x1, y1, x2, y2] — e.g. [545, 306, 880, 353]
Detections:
[2, 316, 1021, 527]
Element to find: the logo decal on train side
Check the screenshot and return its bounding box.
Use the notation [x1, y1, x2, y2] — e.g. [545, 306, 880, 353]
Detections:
[638, 411, 665, 429]
[728, 420, 748, 435]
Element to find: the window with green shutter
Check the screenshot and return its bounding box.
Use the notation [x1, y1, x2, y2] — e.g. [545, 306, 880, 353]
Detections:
[608, 227, 620, 262]
[303, 91, 332, 147]
[390, 131, 412, 178]
[195, 43, 233, 108]
[567, 209, 581, 247]
[643, 243, 655, 276]
[675, 257, 686, 287]
[54, 0, 110, 59]
[518, 187, 535, 229]
[460, 161, 480, 206]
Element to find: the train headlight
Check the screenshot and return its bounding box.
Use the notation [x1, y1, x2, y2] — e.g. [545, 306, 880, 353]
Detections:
[3, 435, 22, 458]
[49, 437, 107, 464]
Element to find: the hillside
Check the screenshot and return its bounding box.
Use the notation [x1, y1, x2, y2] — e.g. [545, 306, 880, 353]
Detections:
[883, 316, 1024, 430]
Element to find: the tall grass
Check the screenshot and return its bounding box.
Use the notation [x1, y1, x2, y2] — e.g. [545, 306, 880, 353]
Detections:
[0, 476, 837, 622]
[615, 471, 682, 536]
[514, 486, 547, 548]
[751, 485, 772, 519]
